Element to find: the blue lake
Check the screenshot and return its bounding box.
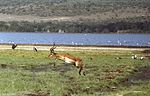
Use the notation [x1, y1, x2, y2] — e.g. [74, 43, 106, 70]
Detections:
[0, 32, 150, 46]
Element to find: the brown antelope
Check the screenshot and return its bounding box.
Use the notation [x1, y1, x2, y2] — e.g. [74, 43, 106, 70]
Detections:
[48, 44, 85, 76]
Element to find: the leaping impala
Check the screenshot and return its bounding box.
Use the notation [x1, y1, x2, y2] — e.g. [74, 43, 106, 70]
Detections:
[48, 44, 85, 76]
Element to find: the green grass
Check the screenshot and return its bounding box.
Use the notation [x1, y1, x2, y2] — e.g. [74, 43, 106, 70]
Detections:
[0, 49, 150, 96]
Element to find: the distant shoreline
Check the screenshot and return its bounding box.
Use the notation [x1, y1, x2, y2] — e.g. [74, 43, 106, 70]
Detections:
[0, 43, 149, 51]
[0, 43, 150, 48]
[1, 31, 150, 34]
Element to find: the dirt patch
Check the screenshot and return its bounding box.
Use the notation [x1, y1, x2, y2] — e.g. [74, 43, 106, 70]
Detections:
[133, 66, 150, 81]
[0, 63, 74, 75]
[27, 63, 74, 75]
[142, 50, 150, 54]
[0, 64, 17, 69]
[145, 56, 150, 59]
[85, 65, 100, 74]
[121, 66, 150, 85]
[21, 89, 50, 96]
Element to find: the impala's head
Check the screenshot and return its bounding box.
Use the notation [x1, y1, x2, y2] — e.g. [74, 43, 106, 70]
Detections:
[48, 43, 57, 57]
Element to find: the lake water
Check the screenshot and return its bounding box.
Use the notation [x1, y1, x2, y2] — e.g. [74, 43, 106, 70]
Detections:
[0, 32, 150, 46]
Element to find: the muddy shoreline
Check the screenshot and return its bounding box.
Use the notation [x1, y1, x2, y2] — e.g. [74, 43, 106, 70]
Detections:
[0, 43, 149, 51]
[0, 43, 150, 48]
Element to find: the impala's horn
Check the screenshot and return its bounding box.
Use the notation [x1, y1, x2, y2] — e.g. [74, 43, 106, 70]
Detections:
[50, 43, 56, 54]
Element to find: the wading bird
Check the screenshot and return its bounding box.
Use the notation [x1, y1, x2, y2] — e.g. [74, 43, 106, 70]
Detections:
[12, 44, 17, 49]
[140, 56, 144, 60]
[48, 44, 85, 76]
[33, 47, 38, 52]
[131, 55, 137, 59]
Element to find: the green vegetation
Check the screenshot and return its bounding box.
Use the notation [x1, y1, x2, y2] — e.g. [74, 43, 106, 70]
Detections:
[0, 49, 150, 96]
[0, 17, 150, 33]
[0, 0, 150, 17]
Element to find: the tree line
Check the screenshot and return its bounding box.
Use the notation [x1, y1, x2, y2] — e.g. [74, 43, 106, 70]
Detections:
[0, 19, 150, 33]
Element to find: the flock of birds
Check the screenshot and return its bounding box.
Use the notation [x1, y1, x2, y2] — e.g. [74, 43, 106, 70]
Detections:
[12, 44, 38, 52]
[115, 54, 145, 60]
[131, 55, 144, 60]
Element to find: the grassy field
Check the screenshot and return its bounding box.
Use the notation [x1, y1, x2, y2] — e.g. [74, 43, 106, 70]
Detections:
[0, 48, 150, 96]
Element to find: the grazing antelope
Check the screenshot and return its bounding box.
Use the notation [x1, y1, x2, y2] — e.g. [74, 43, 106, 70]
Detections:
[48, 44, 85, 76]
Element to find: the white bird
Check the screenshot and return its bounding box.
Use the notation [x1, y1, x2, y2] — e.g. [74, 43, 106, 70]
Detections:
[115, 57, 122, 59]
[131, 55, 137, 59]
[140, 56, 144, 60]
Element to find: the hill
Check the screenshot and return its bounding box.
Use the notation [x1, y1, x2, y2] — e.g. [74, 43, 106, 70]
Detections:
[0, 0, 150, 33]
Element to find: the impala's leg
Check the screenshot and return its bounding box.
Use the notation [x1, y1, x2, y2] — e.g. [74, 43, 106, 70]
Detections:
[79, 67, 82, 75]
[79, 67, 86, 76]
[75, 61, 85, 76]
[79, 64, 86, 76]
[73, 62, 76, 66]
[53, 62, 56, 66]
[53, 58, 57, 67]
[83, 71, 86, 76]
[49, 59, 56, 66]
